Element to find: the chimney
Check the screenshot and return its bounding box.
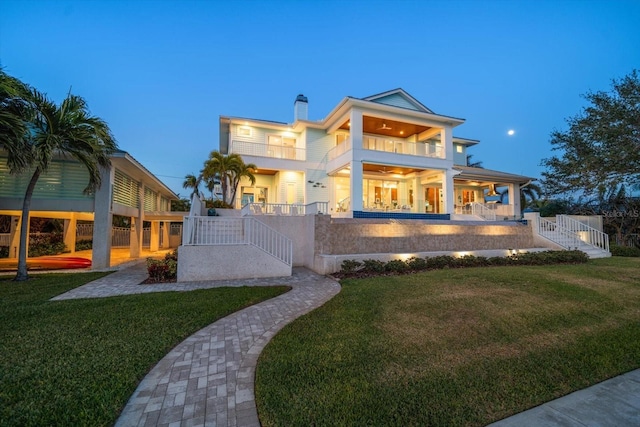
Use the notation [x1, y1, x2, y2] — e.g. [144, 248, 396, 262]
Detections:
[294, 94, 308, 121]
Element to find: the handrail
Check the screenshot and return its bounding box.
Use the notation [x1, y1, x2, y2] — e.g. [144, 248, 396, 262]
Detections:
[537, 216, 582, 250]
[241, 202, 328, 216]
[327, 138, 352, 161]
[230, 140, 305, 161]
[182, 216, 292, 266]
[470, 202, 496, 221]
[557, 215, 610, 252]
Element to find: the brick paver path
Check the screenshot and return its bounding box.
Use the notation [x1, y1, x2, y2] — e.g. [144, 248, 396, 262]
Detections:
[54, 264, 340, 426]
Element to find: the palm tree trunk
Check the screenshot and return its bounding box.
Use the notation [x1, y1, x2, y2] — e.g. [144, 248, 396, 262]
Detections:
[15, 168, 41, 281]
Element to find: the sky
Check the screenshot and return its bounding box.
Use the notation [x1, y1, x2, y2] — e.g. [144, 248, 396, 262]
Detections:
[1, 0, 639, 197]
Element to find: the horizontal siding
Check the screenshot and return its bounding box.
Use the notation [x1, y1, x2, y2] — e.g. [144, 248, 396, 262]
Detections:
[370, 93, 420, 111]
[0, 157, 93, 200]
[306, 128, 333, 163]
[453, 144, 467, 165]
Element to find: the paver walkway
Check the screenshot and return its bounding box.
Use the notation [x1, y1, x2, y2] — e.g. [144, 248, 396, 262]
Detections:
[53, 265, 340, 426]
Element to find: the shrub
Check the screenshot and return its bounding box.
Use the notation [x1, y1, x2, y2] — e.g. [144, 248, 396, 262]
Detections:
[407, 257, 428, 271]
[0, 246, 8, 258]
[426, 255, 457, 270]
[28, 233, 67, 257]
[75, 239, 93, 251]
[384, 259, 409, 273]
[340, 259, 363, 273]
[610, 244, 640, 257]
[362, 259, 386, 274]
[146, 250, 179, 282]
[457, 255, 489, 268]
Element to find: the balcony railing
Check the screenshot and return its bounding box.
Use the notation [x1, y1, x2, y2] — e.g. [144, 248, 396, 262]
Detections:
[241, 202, 329, 216]
[363, 136, 444, 159]
[328, 138, 352, 161]
[230, 140, 305, 161]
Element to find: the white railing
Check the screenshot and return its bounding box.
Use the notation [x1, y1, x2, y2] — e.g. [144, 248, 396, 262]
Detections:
[536, 217, 582, 250]
[328, 138, 352, 161]
[230, 140, 305, 161]
[182, 216, 292, 266]
[363, 136, 445, 159]
[0, 233, 9, 247]
[470, 202, 497, 220]
[112, 227, 131, 248]
[241, 202, 328, 216]
[557, 215, 610, 252]
[76, 223, 93, 240]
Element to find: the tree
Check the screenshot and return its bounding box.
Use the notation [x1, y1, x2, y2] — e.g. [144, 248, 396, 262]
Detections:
[466, 154, 483, 168]
[541, 70, 640, 197]
[201, 151, 256, 207]
[0, 70, 117, 281]
[500, 182, 541, 209]
[182, 173, 202, 197]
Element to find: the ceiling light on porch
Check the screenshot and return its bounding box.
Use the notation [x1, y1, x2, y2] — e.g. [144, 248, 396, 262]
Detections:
[339, 168, 350, 175]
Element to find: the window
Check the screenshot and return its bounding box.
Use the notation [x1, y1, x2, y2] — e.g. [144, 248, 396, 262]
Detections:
[267, 134, 297, 159]
[237, 126, 252, 137]
[456, 145, 463, 153]
[336, 133, 349, 145]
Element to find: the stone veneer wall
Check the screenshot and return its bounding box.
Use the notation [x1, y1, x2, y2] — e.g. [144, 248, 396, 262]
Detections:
[314, 216, 534, 255]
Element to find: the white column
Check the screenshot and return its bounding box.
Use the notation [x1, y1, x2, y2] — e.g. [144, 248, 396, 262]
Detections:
[442, 125, 454, 162]
[149, 221, 160, 252]
[509, 183, 521, 218]
[130, 183, 144, 258]
[92, 166, 114, 269]
[9, 215, 21, 259]
[349, 108, 364, 214]
[162, 221, 171, 248]
[63, 213, 77, 254]
[442, 170, 456, 214]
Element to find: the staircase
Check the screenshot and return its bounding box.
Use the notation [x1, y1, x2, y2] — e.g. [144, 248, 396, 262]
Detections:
[534, 215, 610, 259]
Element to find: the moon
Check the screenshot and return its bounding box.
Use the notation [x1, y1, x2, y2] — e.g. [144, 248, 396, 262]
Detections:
[507, 129, 515, 136]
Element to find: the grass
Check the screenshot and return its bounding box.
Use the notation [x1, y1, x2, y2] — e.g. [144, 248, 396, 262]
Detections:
[0, 272, 289, 427]
[256, 257, 640, 426]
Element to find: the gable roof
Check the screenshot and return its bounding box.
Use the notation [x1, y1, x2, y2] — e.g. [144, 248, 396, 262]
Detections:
[362, 88, 434, 114]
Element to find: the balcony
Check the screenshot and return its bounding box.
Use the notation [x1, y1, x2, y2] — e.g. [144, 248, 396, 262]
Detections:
[230, 140, 305, 161]
[363, 136, 444, 158]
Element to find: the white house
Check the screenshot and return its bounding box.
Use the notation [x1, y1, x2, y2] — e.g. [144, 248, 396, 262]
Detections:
[220, 89, 533, 219]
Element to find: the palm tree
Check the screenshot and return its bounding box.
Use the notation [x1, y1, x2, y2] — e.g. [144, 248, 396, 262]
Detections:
[182, 173, 202, 198]
[201, 151, 256, 207]
[466, 154, 484, 168]
[229, 161, 257, 205]
[1, 71, 117, 281]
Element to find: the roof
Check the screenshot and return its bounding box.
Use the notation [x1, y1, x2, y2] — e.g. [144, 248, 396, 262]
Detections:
[110, 150, 178, 199]
[362, 88, 434, 114]
[453, 165, 535, 185]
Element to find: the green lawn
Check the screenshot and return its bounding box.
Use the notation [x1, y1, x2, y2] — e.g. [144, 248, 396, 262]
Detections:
[0, 272, 288, 427]
[256, 257, 640, 427]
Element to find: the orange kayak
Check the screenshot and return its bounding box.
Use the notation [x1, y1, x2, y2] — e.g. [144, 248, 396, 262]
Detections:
[0, 256, 92, 271]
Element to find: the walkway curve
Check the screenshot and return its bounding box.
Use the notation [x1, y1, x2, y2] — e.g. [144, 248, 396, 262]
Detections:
[112, 268, 340, 427]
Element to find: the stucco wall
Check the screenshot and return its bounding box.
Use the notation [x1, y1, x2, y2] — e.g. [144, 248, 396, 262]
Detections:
[251, 214, 316, 267]
[177, 244, 291, 282]
[314, 216, 534, 255]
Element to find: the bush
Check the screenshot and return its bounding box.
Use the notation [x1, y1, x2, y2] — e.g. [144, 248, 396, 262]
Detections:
[28, 233, 67, 257]
[146, 250, 178, 283]
[340, 259, 362, 273]
[336, 250, 590, 278]
[205, 200, 233, 209]
[75, 239, 93, 251]
[610, 244, 640, 257]
[0, 246, 8, 258]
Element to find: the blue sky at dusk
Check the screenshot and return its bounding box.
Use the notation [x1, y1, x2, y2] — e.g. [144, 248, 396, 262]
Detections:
[1, 0, 639, 197]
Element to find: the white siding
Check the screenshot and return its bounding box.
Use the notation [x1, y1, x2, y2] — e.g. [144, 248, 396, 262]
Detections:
[370, 93, 421, 111]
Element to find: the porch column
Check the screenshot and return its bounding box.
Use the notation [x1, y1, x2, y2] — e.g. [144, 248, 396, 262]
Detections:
[349, 108, 364, 213]
[9, 215, 21, 259]
[162, 221, 171, 248]
[442, 125, 454, 162]
[508, 183, 522, 218]
[93, 166, 114, 269]
[130, 183, 144, 258]
[149, 221, 160, 252]
[63, 213, 77, 254]
[442, 170, 456, 214]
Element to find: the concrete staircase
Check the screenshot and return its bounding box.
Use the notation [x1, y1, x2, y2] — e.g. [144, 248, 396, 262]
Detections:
[533, 215, 611, 259]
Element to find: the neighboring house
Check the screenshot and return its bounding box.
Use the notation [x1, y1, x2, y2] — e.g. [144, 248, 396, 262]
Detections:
[0, 149, 182, 269]
[220, 89, 533, 219]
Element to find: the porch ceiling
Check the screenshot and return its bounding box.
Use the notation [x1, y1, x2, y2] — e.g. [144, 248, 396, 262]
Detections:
[339, 116, 432, 138]
[362, 163, 420, 175]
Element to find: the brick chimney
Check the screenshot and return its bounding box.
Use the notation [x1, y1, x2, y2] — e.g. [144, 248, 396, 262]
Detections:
[294, 94, 308, 121]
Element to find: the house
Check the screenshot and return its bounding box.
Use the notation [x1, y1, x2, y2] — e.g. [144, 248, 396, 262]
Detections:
[219, 89, 533, 219]
[0, 149, 183, 269]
